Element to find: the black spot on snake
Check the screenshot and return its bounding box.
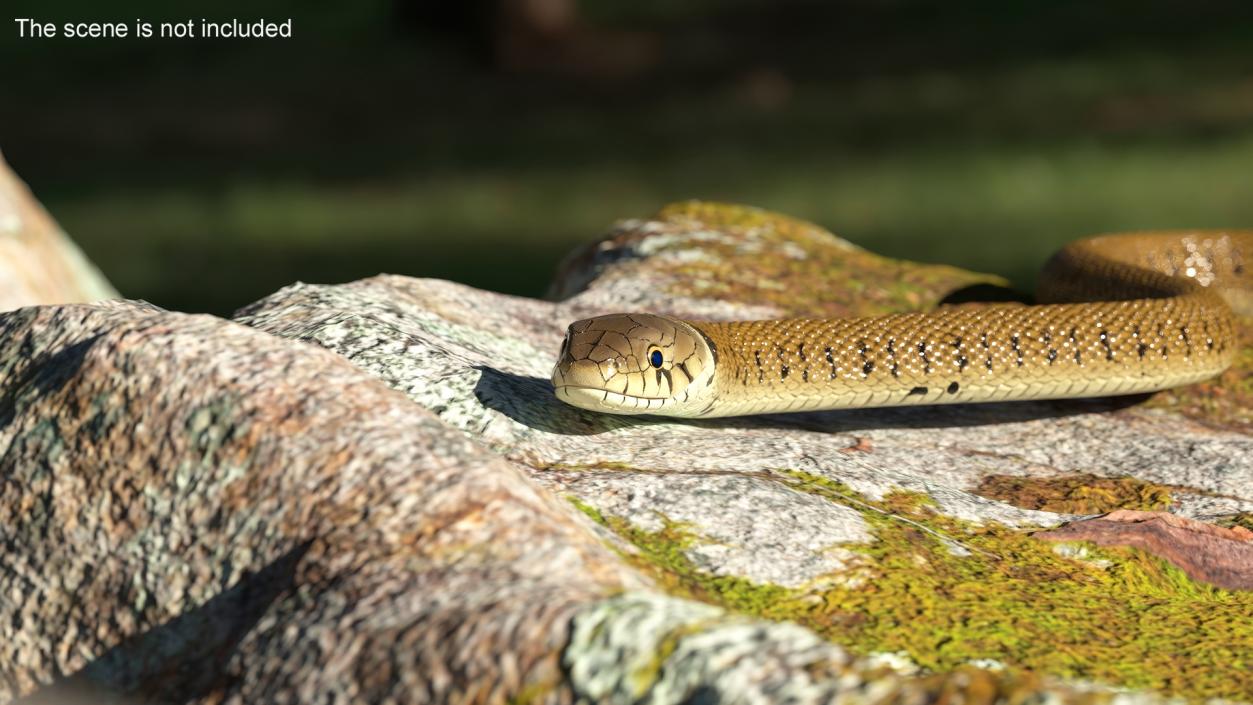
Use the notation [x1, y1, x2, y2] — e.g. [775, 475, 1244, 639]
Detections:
[953, 336, 967, 372]
[701, 331, 719, 363]
[676, 361, 693, 383]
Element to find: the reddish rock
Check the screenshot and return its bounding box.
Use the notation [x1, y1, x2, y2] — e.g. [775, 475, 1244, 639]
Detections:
[1037, 510, 1253, 590]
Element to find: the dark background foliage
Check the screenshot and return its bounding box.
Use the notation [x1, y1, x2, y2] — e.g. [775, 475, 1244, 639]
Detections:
[3, 0, 1252, 313]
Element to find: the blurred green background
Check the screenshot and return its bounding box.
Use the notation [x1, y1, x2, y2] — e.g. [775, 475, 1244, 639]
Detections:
[3, 0, 1253, 314]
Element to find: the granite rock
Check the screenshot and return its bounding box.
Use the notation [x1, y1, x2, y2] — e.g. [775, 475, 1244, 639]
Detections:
[0, 303, 1132, 704]
[2, 191, 1249, 702]
[232, 201, 1253, 701]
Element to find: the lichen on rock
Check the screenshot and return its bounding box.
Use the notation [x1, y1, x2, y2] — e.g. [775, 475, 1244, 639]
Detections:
[574, 470, 1253, 701]
[550, 199, 1006, 319]
[973, 473, 1175, 514]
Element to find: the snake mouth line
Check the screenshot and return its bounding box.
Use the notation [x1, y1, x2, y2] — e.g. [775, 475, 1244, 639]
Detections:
[554, 384, 671, 402]
[553, 384, 676, 412]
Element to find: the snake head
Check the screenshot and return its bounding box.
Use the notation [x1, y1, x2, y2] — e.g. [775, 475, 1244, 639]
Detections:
[551, 313, 717, 416]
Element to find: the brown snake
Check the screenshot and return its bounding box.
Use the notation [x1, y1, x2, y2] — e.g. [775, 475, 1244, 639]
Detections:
[551, 232, 1250, 417]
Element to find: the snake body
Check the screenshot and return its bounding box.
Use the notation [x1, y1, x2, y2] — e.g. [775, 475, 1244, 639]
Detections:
[551, 232, 1250, 417]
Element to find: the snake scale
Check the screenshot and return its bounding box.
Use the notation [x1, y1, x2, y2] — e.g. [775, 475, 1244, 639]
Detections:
[551, 231, 1250, 417]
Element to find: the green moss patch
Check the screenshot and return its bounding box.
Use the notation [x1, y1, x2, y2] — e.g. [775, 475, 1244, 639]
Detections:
[571, 473, 1253, 701]
[649, 201, 1006, 319]
[973, 473, 1174, 514]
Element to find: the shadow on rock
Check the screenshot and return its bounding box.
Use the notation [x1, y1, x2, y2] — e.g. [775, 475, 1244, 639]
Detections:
[473, 365, 658, 436]
[20, 541, 312, 704]
[938, 282, 1033, 306]
[737, 394, 1151, 434]
[0, 334, 98, 428]
[474, 365, 1147, 436]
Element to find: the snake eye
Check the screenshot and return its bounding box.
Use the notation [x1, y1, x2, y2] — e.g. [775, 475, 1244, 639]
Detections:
[649, 349, 664, 369]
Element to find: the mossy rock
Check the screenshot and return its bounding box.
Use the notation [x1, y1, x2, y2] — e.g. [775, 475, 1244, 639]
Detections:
[231, 200, 1253, 703]
[573, 472, 1253, 701]
[552, 200, 1005, 318]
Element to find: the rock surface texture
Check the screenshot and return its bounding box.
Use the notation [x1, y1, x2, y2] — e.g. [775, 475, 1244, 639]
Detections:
[1, 195, 1251, 703]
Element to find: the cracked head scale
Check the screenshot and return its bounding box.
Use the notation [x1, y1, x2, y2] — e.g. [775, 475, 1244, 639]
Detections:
[551, 313, 718, 416]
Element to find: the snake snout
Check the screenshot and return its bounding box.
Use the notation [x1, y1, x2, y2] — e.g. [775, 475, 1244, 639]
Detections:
[552, 358, 604, 388]
[550, 324, 616, 400]
[551, 357, 635, 414]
